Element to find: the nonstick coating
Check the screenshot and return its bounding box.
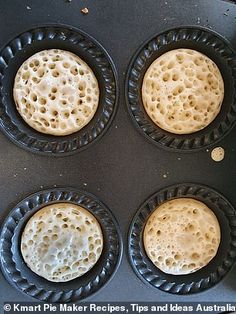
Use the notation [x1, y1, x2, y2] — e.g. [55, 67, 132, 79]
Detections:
[0, 0, 236, 304]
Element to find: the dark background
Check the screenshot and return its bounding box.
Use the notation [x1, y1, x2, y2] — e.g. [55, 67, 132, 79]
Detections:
[0, 0, 236, 306]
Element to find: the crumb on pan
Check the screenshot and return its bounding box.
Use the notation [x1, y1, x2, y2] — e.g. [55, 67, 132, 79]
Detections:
[81, 7, 89, 14]
[162, 172, 169, 178]
[211, 147, 225, 162]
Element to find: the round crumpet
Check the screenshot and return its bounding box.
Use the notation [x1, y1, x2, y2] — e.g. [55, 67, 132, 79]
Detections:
[142, 49, 224, 134]
[21, 203, 103, 282]
[13, 49, 99, 136]
[143, 198, 221, 275]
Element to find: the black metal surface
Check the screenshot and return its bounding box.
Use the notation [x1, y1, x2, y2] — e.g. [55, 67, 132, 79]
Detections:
[0, 0, 236, 306]
[0, 25, 118, 156]
[0, 188, 122, 302]
[129, 183, 236, 294]
[126, 27, 236, 152]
